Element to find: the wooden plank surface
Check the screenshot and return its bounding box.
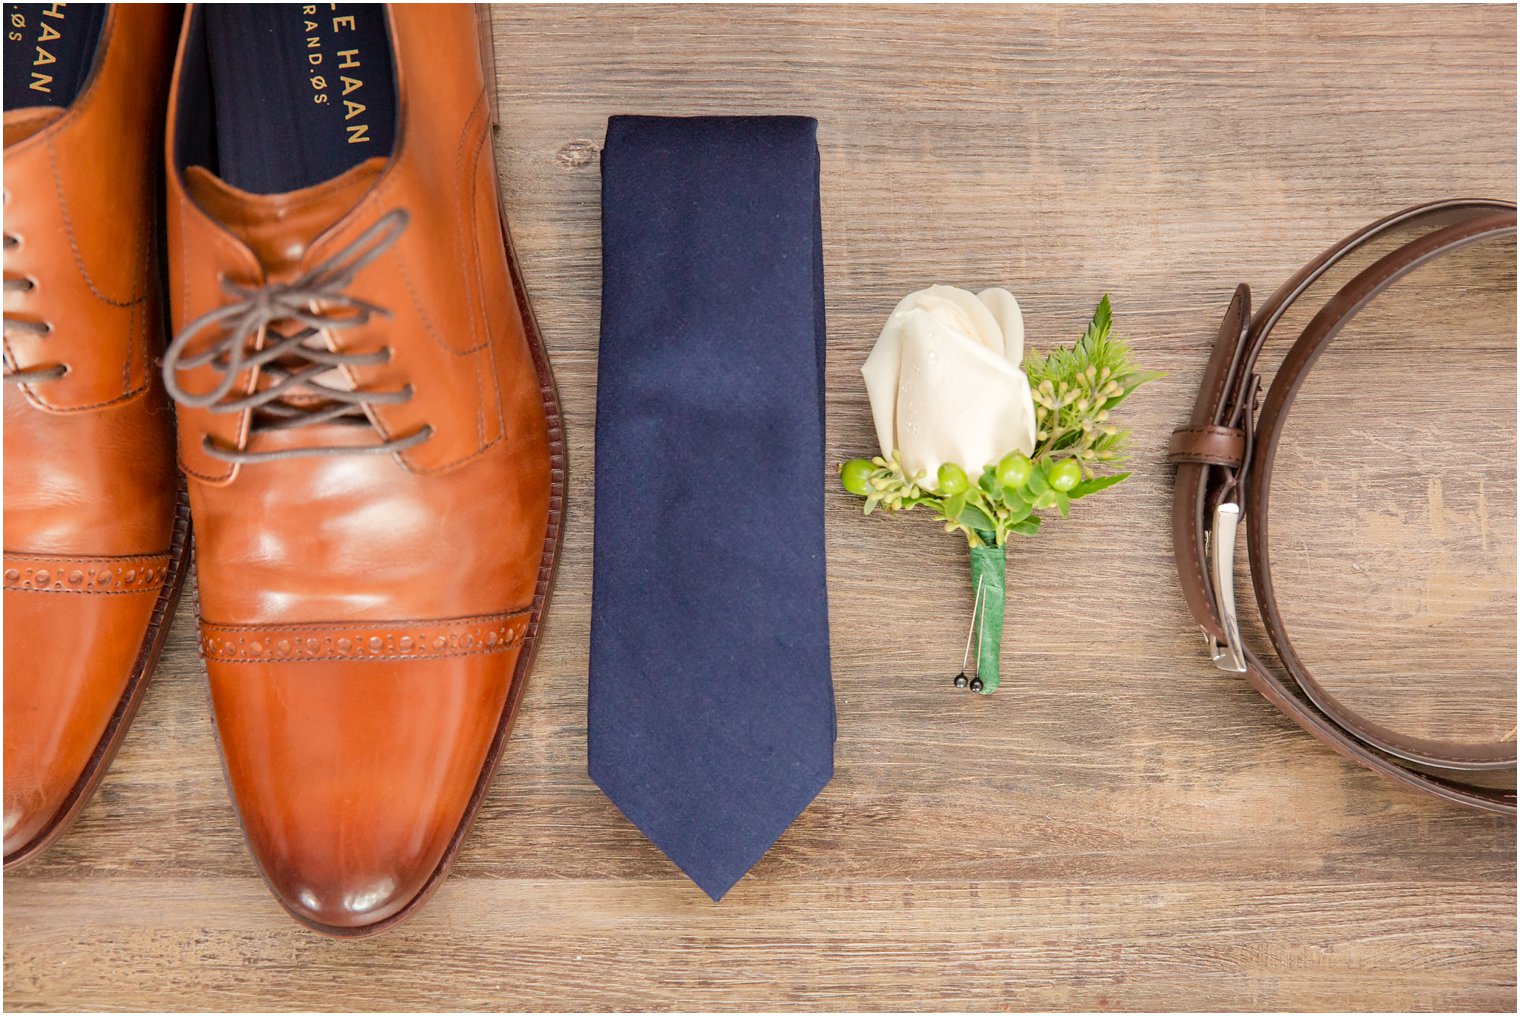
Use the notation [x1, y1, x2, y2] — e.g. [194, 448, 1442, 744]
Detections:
[5, 4, 1516, 1011]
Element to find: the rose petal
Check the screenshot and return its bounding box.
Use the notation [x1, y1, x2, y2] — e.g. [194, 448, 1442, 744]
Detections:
[861, 294, 922, 459]
[976, 288, 1025, 366]
[862, 286, 1009, 459]
[894, 308, 1037, 481]
[913, 285, 1005, 358]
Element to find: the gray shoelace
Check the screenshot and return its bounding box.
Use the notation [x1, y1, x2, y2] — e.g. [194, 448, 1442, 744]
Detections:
[3, 197, 65, 386]
[161, 208, 431, 464]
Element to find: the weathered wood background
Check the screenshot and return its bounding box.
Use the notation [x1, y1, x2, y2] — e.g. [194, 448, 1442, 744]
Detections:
[6, 5, 1516, 1011]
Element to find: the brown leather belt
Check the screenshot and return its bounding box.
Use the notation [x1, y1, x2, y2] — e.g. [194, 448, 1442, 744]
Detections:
[1169, 199, 1518, 816]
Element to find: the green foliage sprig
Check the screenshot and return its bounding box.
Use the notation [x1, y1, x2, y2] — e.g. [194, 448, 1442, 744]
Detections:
[841, 296, 1159, 548]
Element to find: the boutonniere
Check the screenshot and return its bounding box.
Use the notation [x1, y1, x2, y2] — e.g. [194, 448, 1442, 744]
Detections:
[840, 287, 1158, 693]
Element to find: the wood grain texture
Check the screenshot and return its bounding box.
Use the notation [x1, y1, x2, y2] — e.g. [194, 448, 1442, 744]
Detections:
[5, 5, 1515, 1011]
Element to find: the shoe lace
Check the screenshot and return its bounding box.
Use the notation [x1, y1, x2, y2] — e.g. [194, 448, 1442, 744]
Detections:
[161, 208, 432, 464]
[3, 189, 65, 386]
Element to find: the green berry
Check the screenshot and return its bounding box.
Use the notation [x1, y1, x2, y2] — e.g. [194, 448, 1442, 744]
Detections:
[840, 458, 875, 496]
[936, 463, 970, 496]
[995, 451, 1033, 489]
[1049, 458, 1082, 492]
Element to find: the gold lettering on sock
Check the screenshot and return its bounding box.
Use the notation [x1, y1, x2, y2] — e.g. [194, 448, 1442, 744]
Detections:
[292, 11, 373, 142]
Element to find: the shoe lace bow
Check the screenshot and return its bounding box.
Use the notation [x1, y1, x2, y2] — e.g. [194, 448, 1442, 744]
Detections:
[161, 208, 431, 463]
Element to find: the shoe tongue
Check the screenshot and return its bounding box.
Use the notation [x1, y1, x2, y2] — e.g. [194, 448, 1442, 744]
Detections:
[4, 107, 65, 147]
[184, 157, 388, 278]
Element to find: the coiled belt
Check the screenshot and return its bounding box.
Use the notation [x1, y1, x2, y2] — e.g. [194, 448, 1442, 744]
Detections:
[1169, 199, 1517, 815]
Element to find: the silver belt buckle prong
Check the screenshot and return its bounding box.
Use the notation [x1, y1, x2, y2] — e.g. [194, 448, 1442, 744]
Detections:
[1205, 502, 1248, 673]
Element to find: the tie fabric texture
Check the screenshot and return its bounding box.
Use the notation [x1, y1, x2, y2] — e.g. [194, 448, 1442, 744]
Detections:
[589, 115, 836, 901]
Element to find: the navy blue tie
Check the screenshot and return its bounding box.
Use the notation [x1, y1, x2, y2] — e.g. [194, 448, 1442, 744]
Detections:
[588, 115, 835, 900]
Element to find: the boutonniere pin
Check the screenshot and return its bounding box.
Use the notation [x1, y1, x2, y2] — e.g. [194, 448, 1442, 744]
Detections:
[840, 287, 1158, 693]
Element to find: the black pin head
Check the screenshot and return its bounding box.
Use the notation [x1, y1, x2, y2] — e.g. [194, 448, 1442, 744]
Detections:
[969, 677, 984, 693]
[953, 673, 969, 689]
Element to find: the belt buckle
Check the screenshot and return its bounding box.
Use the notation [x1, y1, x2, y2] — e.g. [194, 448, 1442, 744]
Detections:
[1204, 502, 1248, 673]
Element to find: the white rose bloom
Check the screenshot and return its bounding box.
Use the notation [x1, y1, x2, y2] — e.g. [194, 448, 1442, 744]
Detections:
[861, 285, 1038, 488]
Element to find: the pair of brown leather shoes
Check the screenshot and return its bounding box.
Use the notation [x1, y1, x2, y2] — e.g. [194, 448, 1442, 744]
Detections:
[3, 4, 564, 937]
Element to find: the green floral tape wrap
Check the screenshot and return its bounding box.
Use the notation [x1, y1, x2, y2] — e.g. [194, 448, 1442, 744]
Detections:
[968, 539, 1006, 693]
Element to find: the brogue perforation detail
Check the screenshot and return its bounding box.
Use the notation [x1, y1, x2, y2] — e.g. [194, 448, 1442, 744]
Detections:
[199, 609, 532, 664]
[3, 553, 171, 594]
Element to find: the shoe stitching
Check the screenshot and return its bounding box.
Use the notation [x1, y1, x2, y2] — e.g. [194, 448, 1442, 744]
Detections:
[206, 646, 520, 664]
[16, 378, 152, 414]
[47, 137, 144, 308]
[402, 427, 503, 475]
[6, 585, 163, 597]
[199, 607, 531, 634]
[463, 109, 488, 448]
[5, 551, 170, 563]
[122, 126, 156, 392]
[386, 237, 488, 357]
[455, 95, 493, 450]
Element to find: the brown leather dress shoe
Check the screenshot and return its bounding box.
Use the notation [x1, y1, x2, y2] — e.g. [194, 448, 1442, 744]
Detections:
[2, 5, 187, 868]
[161, 5, 564, 936]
